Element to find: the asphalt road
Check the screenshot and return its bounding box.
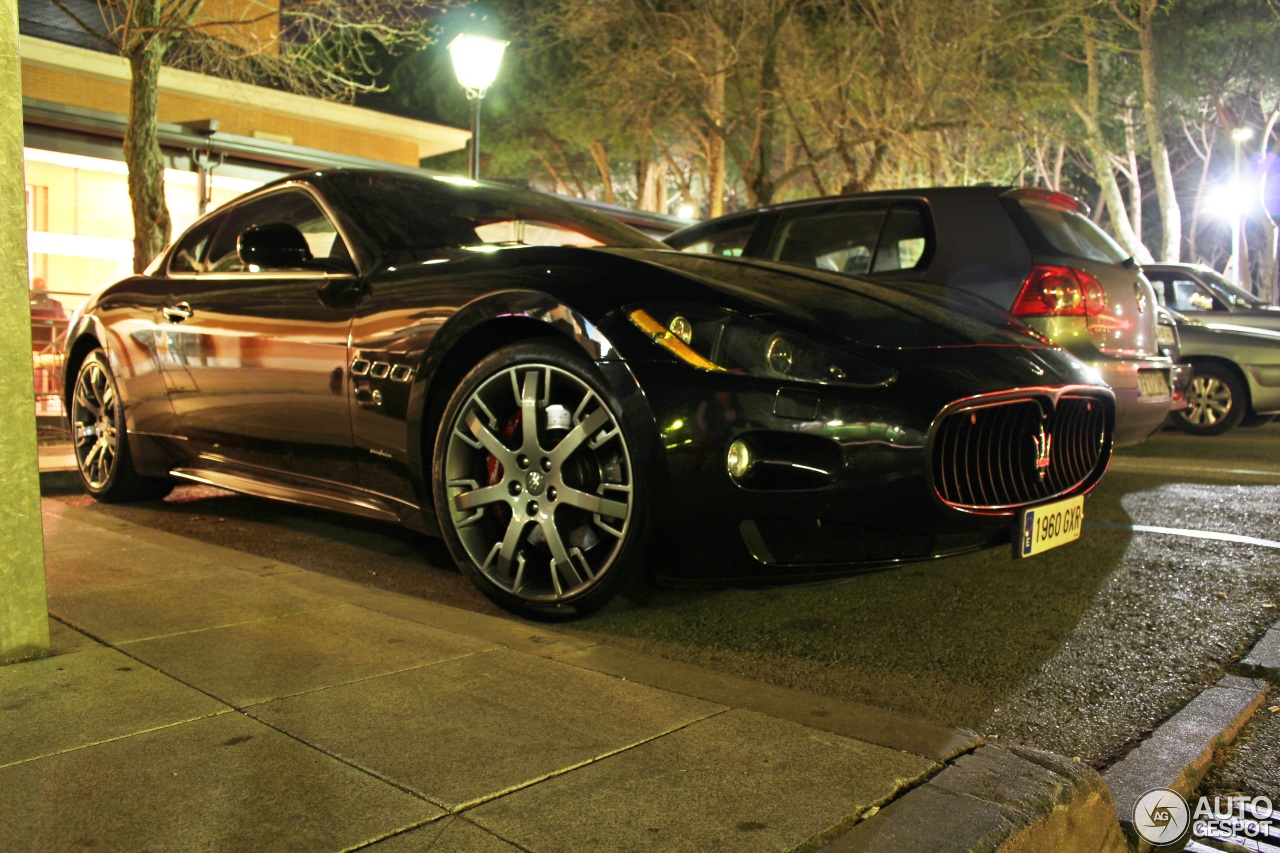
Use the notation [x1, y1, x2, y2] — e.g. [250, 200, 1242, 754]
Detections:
[50, 423, 1280, 783]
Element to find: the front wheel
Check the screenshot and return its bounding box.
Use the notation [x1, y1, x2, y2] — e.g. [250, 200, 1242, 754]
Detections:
[1173, 363, 1246, 436]
[432, 342, 648, 620]
[70, 349, 173, 502]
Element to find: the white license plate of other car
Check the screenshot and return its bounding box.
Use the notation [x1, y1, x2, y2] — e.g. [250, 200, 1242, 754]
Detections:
[1015, 495, 1085, 557]
[1136, 369, 1171, 398]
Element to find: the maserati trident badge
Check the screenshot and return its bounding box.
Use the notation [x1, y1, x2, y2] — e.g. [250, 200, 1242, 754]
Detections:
[1032, 424, 1053, 479]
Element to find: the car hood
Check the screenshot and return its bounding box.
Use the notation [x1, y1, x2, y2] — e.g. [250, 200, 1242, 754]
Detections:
[609, 248, 1054, 352]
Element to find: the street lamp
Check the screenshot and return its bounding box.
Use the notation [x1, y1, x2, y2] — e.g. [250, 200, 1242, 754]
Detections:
[448, 33, 509, 181]
[1230, 126, 1255, 286]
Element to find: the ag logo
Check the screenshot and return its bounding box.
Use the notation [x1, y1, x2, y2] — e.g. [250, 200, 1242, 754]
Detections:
[1133, 788, 1190, 845]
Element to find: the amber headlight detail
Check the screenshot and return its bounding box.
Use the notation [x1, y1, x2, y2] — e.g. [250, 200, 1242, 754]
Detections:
[628, 309, 725, 372]
[627, 307, 896, 388]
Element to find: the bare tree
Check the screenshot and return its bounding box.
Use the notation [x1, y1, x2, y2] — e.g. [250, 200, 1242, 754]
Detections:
[50, 0, 440, 271]
[1111, 0, 1181, 261]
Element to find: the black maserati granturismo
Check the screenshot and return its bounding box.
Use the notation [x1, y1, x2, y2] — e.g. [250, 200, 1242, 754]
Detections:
[62, 169, 1114, 618]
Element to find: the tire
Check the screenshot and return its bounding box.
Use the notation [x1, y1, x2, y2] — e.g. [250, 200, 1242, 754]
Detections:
[432, 341, 647, 620]
[1173, 362, 1247, 436]
[70, 350, 173, 502]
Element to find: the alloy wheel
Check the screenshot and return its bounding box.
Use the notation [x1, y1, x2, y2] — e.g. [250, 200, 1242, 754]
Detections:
[441, 361, 634, 604]
[1184, 374, 1233, 427]
[71, 357, 121, 490]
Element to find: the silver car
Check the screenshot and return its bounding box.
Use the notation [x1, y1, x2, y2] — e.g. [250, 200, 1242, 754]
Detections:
[1144, 263, 1280, 331]
[1144, 263, 1280, 434]
[666, 187, 1181, 446]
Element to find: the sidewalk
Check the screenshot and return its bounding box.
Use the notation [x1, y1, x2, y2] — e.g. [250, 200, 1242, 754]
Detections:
[2, 492, 1127, 851]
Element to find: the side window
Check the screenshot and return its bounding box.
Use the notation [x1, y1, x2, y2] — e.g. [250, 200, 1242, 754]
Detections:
[671, 220, 757, 257]
[773, 205, 888, 274]
[204, 189, 347, 273]
[871, 205, 928, 273]
[168, 216, 221, 274]
[1168, 278, 1223, 313]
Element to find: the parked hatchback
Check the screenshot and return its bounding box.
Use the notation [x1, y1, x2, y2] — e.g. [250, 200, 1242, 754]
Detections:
[666, 187, 1182, 446]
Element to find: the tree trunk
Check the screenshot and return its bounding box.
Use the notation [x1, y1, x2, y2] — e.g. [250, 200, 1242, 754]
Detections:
[123, 36, 172, 273]
[1256, 108, 1280, 304]
[1074, 18, 1152, 263]
[1136, 1, 1181, 262]
[588, 140, 614, 204]
[1124, 104, 1142, 238]
[705, 67, 726, 218]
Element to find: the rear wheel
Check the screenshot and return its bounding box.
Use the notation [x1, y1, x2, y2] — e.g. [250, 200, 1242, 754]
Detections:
[432, 342, 648, 620]
[70, 350, 173, 501]
[1174, 362, 1246, 436]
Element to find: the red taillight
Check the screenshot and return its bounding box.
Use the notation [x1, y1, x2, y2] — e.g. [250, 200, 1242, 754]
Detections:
[1012, 265, 1108, 318]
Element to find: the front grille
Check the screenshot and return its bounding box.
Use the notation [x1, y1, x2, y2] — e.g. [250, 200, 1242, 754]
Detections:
[931, 391, 1112, 512]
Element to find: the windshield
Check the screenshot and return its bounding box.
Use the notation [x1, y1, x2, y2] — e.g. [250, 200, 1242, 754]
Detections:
[1015, 197, 1129, 264]
[326, 170, 665, 257]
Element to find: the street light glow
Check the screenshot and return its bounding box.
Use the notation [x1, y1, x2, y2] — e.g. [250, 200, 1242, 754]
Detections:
[448, 32, 509, 181]
[1206, 180, 1254, 219]
[448, 34, 508, 99]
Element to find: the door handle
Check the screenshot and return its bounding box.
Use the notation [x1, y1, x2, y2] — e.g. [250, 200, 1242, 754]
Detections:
[162, 302, 193, 323]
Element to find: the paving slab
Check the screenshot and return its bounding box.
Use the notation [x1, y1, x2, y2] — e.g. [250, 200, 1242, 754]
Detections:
[1105, 675, 1269, 850]
[364, 817, 522, 852]
[0, 645, 228, 766]
[467, 708, 934, 852]
[40, 500, 305, 579]
[550, 642, 980, 762]
[42, 532, 236, 593]
[250, 647, 725, 810]
[276, 569, 600, 658]
[823, 744, 1127, 853]
[0, 712, 441, 852]
[49, 570, 343, 643]
[47, 616, 98, 656]
[122, 605, 497, 707]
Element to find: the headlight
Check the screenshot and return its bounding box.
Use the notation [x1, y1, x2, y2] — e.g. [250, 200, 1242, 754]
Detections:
[628, 307, 895, 387]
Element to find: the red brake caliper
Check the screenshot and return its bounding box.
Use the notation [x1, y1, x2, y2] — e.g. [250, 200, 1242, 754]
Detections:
[485, 411, 523, 517]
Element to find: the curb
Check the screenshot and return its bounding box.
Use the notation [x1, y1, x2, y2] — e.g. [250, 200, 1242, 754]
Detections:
[38, 468, 81, 495]
[817, 744, 1127, 853]
[1239, 624, 1280, 678]
[1103, 669, 1271, 852]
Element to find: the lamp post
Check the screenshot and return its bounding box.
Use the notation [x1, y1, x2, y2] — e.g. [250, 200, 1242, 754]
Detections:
[1231, 126, 1255, 286]
[448, 33, 509, 181]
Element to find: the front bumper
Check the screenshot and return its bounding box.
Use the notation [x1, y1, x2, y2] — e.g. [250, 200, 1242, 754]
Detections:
[622, 349, 1114, 585]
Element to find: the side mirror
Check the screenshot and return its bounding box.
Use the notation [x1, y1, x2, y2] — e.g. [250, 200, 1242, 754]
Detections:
[238, 223, 312, 269]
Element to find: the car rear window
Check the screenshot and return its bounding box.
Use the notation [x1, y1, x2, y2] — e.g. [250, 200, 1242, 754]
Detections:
[1016, 198, 1129, 264]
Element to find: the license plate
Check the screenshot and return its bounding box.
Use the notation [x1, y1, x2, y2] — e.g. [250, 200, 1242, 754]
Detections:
[1136, 369, 1170, 398]
[1015, 495, 1085, 558]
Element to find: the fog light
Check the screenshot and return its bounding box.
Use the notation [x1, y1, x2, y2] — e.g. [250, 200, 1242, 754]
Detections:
[727, 439, 753, 481]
